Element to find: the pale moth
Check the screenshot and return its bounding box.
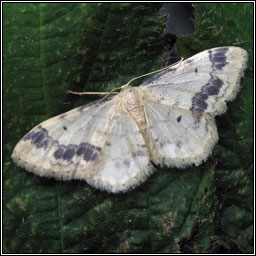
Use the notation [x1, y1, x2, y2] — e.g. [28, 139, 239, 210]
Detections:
[12, 47, 248, 193]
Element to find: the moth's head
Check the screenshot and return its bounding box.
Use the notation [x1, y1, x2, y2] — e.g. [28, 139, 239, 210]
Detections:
[120, 85, 134, 94]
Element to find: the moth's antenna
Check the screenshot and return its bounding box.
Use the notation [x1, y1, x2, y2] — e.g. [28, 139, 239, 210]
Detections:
[68, 58, 184, 97]
[123, 58, 184, 88]
[67, 91, 118, 96]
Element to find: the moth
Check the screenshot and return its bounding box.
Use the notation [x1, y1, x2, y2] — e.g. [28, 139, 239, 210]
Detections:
[12, 47, 248, 193]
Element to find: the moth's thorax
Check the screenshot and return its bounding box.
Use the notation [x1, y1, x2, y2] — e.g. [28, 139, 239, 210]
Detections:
[119, 86, 147, 132]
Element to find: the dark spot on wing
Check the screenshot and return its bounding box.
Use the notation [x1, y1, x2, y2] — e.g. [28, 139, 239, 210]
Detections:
[159, 141, 165, 148]
[208, 47, 228, 70]
[105, 141, 111, 146]
[42, 140, 49, 148]
[63, 126, 67, 130]
[137, 150, 145, 157]
[191, 92, 208, 113]
[204, 77, 223, 95]
[23, 126, 49, 149]
[23, 126, 101, 163]
[191, 74, 224, 118]
[23, 131, 35, 141]
[123, 159, 130, 168]
[177, 115, 182, 122]
[176, 140, 182, 148]
[63, 145, 76, 161]
[53, 142, 101, 162]
[76, 142, 101, 161]
[194, 68, 198, 73]
[54, 146, 65, 159]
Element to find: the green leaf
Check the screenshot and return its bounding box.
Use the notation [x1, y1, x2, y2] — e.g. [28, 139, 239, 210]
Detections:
[3, 3, 253, 253]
